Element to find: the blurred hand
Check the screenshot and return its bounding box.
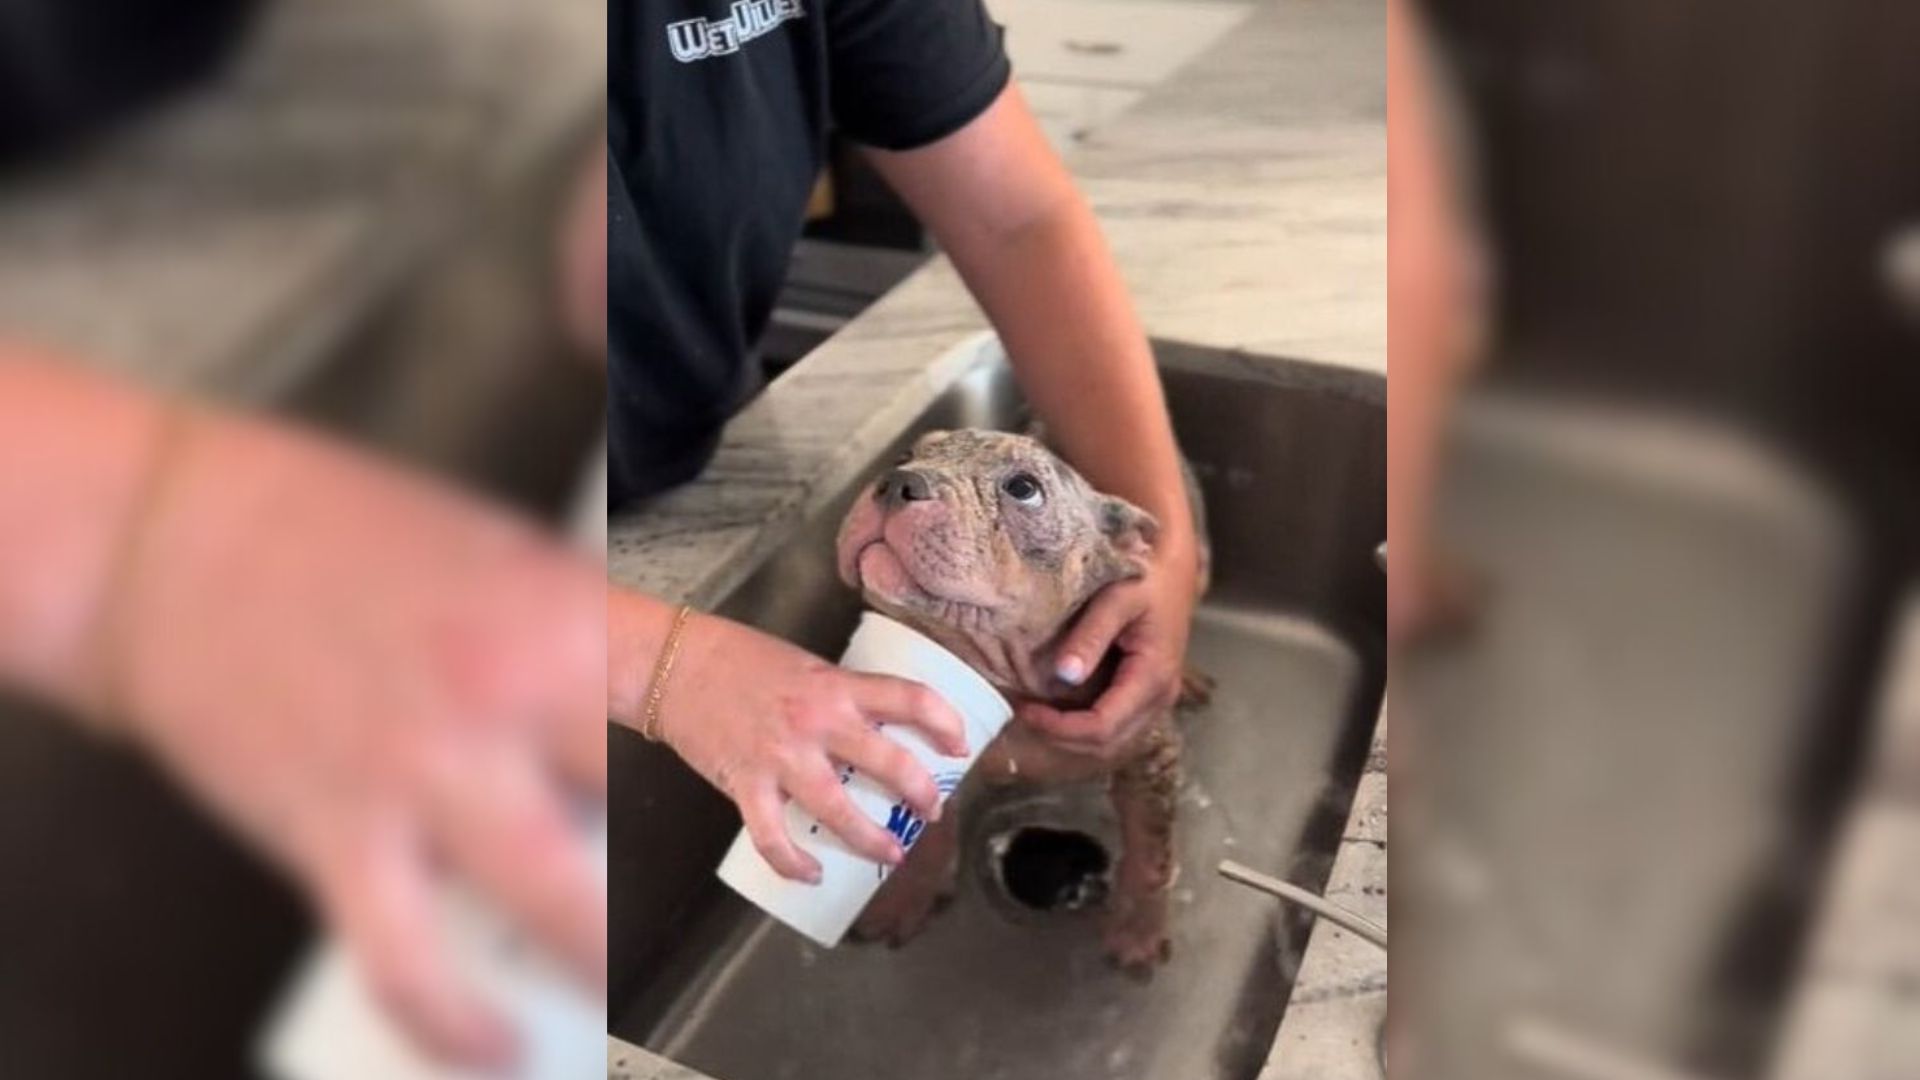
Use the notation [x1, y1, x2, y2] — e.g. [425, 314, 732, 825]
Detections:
[1018, 538, 1199, 760]
[655, 613, 968, 881]
[108, 412, 605, 1069]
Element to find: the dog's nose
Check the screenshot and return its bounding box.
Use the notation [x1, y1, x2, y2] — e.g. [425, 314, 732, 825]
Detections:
[877, 467, 934, 508]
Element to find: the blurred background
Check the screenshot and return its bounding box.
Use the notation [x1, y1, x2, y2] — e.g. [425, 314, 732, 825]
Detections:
[0, 1, 601, 1075]
[1395, 0, 1920, 1077]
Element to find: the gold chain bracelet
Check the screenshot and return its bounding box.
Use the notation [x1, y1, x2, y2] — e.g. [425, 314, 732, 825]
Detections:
[641, 603, 695, 742]
[87, 400, 201, 738]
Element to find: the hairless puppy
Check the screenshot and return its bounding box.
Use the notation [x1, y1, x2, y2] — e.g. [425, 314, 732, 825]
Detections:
[835, 429, 1209, 972]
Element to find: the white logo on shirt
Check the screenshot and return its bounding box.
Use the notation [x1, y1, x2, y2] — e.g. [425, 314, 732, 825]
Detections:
[667, 0, 806, 63]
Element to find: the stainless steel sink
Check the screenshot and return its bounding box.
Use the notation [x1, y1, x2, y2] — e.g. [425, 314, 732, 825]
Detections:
[609, 341, 1386, 1080]
[1400, 386, 1884, 1080]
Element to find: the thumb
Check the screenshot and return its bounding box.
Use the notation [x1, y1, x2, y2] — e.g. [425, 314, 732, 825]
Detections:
[1051, 586, 1144, 687]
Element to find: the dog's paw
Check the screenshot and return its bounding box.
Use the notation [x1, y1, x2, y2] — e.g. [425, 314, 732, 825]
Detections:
[1101, 891, 1173, 977]
[849, 870, 953, 948]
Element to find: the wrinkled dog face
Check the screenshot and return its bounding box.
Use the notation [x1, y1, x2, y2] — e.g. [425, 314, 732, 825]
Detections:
[836, 430, 1156, 670]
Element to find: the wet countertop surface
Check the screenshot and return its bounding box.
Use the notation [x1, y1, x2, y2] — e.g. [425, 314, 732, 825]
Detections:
[609, 2, 1385, 1078]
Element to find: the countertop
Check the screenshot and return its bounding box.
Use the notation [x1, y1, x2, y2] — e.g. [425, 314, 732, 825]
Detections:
[1260, 718, 1389, 1080]
[608, 2, 1386, 1078]
[1769, 592, 1920, 1079]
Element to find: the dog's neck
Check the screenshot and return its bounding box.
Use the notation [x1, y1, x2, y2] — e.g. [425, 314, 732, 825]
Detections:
[879, 601, 1104, 711]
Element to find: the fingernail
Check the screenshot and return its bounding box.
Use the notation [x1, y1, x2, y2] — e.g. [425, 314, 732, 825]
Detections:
[886, 846, 905, 866]
[1057, 655, 1087, 685]
[804, 866, 823, 885]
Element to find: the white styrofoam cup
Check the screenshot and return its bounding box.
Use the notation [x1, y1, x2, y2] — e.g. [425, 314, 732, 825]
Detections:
[260, 821, 606, 1080]
[716, 611, 1012, 947]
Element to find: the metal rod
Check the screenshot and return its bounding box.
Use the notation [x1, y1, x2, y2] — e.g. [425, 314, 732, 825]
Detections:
[1216, 859, 1388, 949]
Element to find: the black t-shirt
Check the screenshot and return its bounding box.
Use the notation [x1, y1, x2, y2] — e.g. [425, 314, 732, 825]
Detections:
[608, 0, 1010, 506]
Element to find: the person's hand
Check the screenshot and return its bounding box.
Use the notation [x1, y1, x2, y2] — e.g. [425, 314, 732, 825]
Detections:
[1018, 535, 1200, 759]
[654, 614, 969, 881]
[103, 411, 605, 1069]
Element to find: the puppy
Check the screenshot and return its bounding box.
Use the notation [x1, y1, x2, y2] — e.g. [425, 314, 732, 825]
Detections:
[834, 429, 1207, 971]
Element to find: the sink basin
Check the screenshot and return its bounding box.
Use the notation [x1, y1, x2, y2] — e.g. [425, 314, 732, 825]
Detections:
[1401, 386, 1882, 1079]
[609, 340, 1386, 1080]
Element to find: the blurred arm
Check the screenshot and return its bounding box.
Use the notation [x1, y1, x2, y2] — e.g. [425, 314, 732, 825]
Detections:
[1387, 0, 1488, 640]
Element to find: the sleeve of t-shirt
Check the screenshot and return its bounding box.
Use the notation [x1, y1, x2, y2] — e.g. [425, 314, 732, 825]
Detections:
[825, 0, 1012, 151]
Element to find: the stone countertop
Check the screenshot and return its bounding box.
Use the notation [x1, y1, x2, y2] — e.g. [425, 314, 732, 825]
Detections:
[608, 3, 1385, 1079]
[1261, 718, 1389, 1080]
[609, 1038, 710, 1080]
[0, 0, 601, 402]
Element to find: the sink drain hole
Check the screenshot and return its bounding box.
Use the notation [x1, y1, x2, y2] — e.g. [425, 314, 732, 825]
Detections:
[998, 827, 1111, 912]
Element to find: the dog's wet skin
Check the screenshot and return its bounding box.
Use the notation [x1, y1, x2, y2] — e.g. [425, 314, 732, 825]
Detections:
[835, 428, 1210, 973]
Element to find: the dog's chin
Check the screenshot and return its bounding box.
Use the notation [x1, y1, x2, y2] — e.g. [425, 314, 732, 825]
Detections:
[854, 541, 923, 606]
[854, 541, 992, 625]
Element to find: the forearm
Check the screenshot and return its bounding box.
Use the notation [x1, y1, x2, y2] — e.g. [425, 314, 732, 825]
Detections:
[867, 86, 1194, 572]
[0, 351, 172, 715]
[1387, 0, 1487, 634]
[945, 196, 1196, 569]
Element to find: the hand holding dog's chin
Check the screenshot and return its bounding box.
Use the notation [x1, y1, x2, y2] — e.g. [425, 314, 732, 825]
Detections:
[1019, 533, 1200, 759]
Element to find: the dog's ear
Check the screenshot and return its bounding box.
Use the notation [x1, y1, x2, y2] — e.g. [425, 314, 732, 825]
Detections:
[1094, 494, 1159, 582]
[908, 429, 951, 457]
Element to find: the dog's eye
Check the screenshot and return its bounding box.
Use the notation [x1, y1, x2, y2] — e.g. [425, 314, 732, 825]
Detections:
[1001, 472, 1044, 506]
